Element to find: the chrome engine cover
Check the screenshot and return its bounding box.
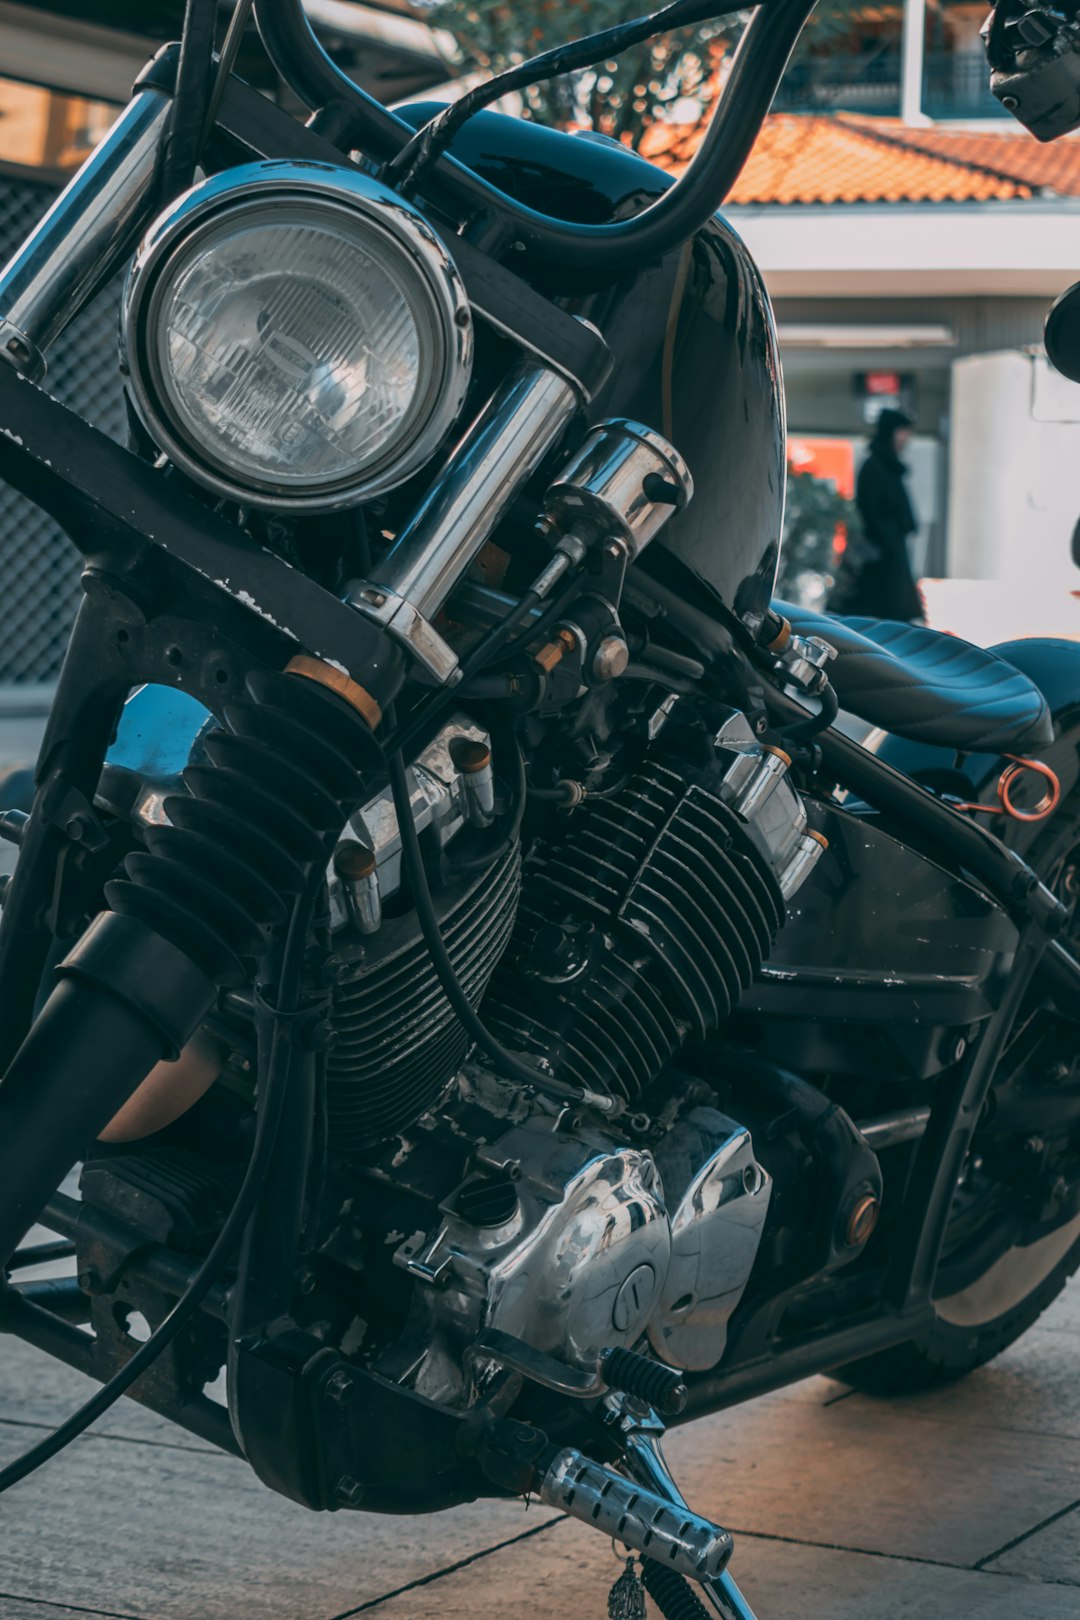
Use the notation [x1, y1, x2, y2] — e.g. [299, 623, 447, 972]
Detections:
[392, 1103, 670, 1394]
[649, 1107, 772, 1371]
[377, 1076, 768, 1400]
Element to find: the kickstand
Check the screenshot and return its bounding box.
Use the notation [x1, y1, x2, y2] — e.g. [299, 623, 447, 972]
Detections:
[603, 1397, 760, 1620]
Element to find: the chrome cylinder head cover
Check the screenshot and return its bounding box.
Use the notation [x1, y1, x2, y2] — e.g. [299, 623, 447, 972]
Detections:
[649, 1107, 771, 1371]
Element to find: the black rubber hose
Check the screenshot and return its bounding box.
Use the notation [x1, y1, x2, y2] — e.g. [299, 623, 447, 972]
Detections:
[386, 743, 619, 1115]
[254, 0, 816, 278]
[0, 869, 320, 1497]
[778, 678, 839, 740]
[162, 0, 219, 194]
[388, 0, 753, 187]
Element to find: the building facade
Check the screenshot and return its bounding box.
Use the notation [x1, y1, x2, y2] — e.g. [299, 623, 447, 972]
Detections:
[0, 2, 1077, 683]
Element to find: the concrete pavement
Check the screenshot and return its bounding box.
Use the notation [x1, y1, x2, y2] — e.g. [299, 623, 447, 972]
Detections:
[0, 1279, 1078, 1618]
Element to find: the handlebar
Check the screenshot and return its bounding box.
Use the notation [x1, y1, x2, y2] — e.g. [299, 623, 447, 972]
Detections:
[253, 0, 816, 279]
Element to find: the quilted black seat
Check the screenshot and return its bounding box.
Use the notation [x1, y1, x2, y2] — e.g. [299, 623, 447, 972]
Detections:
[777, 603, 1053, 754]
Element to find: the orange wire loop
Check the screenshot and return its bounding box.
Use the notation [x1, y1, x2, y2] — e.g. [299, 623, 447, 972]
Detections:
[956, 755, 1061, 823]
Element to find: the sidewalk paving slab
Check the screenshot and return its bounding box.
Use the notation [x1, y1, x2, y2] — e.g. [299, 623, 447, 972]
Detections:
[362, 1516, 1080, 1620]
[0, 1602, 147, 1620]
[986, 1503, 1080, 1585]
[659, 1379, 1080, 1567]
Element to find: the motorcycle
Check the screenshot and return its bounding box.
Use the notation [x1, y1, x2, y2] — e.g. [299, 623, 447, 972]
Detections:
[0, 2, 1078, 1616]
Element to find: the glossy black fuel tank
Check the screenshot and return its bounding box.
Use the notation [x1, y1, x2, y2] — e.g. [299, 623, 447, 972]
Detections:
[402, 107, 787, 638]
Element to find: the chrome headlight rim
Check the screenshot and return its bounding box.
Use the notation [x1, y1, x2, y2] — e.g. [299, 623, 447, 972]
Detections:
[121, 161, 473, 514]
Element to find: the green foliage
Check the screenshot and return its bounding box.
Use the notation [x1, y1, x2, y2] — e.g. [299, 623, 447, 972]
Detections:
[776, 464, 858, 600]
[432, 0, 870, 146]
[432, 0, 732, 141]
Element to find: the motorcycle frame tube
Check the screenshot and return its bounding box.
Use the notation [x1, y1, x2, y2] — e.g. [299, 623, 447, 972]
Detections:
[253, 0, 816, 281]
[764, 682, 1080, 1007]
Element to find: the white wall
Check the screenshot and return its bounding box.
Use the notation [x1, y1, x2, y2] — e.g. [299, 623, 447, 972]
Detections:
[947, 350, 1080, 594]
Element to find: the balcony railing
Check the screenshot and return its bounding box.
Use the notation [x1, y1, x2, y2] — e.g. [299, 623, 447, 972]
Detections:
[774, 49, 1007, 120]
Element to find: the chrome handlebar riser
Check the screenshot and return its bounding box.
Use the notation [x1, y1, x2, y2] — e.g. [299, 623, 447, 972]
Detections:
[0, 86, 171, 381]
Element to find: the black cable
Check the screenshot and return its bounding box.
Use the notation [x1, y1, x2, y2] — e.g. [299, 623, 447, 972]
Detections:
[623, 662, 698, 693]
[0, 865, 322, 1496]
[778, 678, 839, 741]
[388, 576, 581, 762]
[162, 0, 220, 195]
[500, 576, 582, 661]
[387, 0, 757, 190]
[253, 0, 816, 279]
[386, 740, 619, 1115]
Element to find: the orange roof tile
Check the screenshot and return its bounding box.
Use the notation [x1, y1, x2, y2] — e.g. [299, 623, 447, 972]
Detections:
[638, 110, 1080, 205]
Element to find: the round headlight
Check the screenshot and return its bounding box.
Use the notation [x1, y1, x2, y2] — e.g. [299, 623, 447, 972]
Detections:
[122, 162, 473, 512]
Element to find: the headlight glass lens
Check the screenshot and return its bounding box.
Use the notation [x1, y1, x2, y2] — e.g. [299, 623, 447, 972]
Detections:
[146, 201, 440, 495]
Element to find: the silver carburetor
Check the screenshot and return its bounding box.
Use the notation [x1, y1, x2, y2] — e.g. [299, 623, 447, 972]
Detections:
[364, 1073, 771, 1404]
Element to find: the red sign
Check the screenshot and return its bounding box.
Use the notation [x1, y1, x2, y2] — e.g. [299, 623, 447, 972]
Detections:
[864, 371, 902, 396]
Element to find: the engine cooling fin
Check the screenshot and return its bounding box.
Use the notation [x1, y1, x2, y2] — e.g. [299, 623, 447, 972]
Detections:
[328, 844, 521, 1151]
[484, 764, 784, 1106]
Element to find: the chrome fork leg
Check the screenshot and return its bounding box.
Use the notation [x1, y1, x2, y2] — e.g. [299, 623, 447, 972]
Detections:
[618, 1423, 760, 1620]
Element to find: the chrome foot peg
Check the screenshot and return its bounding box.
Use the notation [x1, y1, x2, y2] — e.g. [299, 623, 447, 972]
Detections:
[605, 1397, 760, 1620]
[539, 1446, 733, 1581]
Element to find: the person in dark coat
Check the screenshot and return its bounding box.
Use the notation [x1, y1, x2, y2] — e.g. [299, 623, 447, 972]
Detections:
[830, 408, 923, 622]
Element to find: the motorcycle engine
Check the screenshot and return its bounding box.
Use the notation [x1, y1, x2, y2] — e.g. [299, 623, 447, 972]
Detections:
[312, 702, 823, 1395]
[95, 683, 826, 1393]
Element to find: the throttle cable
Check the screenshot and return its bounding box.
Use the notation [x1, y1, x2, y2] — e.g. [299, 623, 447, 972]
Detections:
[385, 735, 621, 1117]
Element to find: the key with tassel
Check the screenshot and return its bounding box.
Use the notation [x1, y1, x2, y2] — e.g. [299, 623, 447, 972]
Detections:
[608, 1555, 646, 1620]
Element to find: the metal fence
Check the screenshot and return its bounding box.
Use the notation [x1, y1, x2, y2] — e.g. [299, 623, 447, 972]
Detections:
[774, 49, 1008, 120]
[0, 170, 127, 686]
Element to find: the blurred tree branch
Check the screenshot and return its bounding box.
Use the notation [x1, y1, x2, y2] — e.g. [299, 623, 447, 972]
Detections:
[430, 0, 879, 146]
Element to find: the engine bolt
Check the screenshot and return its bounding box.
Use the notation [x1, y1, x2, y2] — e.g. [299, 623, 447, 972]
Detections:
[335, 1474, 365, 1507]
[325, 1369, 354, 1405]
[592, 635, 629, 683]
